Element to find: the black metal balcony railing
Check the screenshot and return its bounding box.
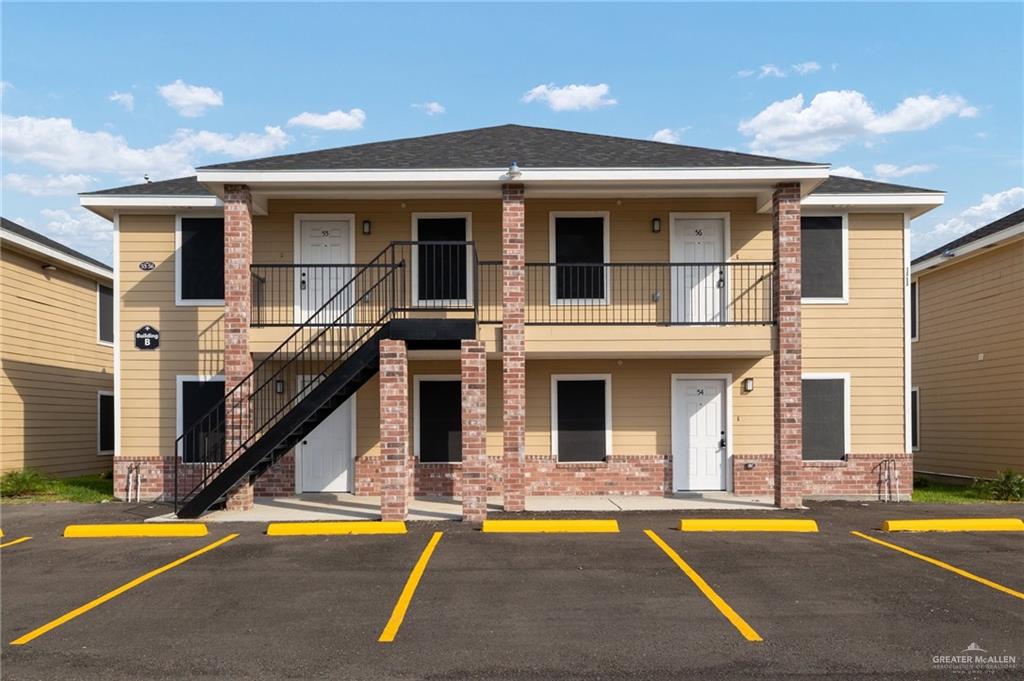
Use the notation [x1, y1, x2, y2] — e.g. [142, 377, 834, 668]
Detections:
[477, 261, 774, 325]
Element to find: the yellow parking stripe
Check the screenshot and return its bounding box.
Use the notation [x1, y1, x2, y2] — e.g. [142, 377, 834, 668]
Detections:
[482, 519, 619, 533]
[881, 518, 1024, 533]
[63, 523, 208, 538]
[851, 531, 1024, 601]
[267, 521, 407, 536]
[645, 529, 763, 642]
[378, 531, 443, 643]
[10, 534, 238, 645]
[680, 519, 819, 532]
[0, 537, 32, 549]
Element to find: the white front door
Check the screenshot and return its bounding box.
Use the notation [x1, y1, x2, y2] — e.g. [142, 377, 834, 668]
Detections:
[672, 378, 726, 491]
[297, 217, 353, 324]
[671, 217, 726, 323]
[297, 376, 355, 493]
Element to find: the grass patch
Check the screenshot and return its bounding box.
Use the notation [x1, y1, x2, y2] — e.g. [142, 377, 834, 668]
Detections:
[1, 472, 114, 504]
[911, 478, 1010, 504]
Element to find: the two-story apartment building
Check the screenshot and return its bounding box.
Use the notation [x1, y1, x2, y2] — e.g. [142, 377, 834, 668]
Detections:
[911, 207, 1024, 481]
[79, 125, 943, 519]
[1, 218, 115, 477]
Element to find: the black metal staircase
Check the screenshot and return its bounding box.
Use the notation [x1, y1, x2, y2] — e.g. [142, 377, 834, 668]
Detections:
[174, 241, 477, 518]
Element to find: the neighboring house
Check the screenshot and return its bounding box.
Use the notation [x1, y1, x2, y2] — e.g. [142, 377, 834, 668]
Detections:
[0, 218, 115, 477]
[910, 207, 1024, 482]
[79, 125, 944, 519]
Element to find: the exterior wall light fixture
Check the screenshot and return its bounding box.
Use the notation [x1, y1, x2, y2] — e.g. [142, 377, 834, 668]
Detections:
[651, 217, 661, 233]
[742, 378, 755, 393]
[362, 219, 372, 235]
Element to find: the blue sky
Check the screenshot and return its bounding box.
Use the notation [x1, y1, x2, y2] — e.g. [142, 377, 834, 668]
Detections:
[2, 2, 1022, 264]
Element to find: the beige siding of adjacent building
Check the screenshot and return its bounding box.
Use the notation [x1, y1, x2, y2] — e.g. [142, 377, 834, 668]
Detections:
[118, 214, 223, 459]
[803, 213, 907, 453]
[912, 239, 1024, 479]
[1, 246, 114, 476]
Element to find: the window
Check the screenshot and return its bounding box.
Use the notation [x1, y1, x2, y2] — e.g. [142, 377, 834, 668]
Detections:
[552, 375, 611, 462]
[550, 213, 609, 303]
[910, 387, 920, 451]
[97, 283, 113, 344]
[176, 217, 224, 304]
[177, 377, 226, 463]
[910, 280, 918, 341]
[801, 215, 847, 302]
[415, 377, 461, 463]
[413, 215, 470, 304]
[801, 374, 850, 460]
[97, 392, 114, 454]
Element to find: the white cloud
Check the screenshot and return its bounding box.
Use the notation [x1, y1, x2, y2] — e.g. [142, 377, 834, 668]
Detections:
[791, 61, 821, 76]
[287, 108, 366, 131]
[522, 83, 617, 111]
[0, 81, 12, 94]
[736, 69, 756, 78]
[650, 127, 691, 144]
[1, 114, 289, 180]
[831, 165, 865, 179]
[18, 207, 114, 264]
[914, 187, 1024, 256]
[109, 91, 134, 111]
[158, 79, 223, 117]
[873, 163, 935, 179]
[3, 173, 97, 196]
[758, 64, 787, 79]
[739, 90, 979, 158]
[412, 101, 445, 116]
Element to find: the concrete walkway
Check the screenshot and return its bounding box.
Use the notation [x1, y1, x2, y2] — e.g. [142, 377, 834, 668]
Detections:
[152, 492, 775, 522]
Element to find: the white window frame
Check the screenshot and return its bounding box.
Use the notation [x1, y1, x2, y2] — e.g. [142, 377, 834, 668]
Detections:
[96, 281, 114, 347]
[97, 390, 114, 455]
[175, 374, 226, 461]
[910, 386, 920, 452]
[548, 211, 611, 306]
[801, 372, 852, 458]
[413, 374, 462, 463]
[410, 212, 473, 306]
[800, 211, 849, 305]
[910, 278, 919, 343]
[550, 373, 613, 463]
[175, 212, 226, 307]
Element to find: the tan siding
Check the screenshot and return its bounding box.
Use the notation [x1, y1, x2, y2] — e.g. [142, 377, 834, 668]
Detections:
[118, 215, 223, 459]
[912, 240, 1024, 478]
[1, 246, 114, 476]
[803, 213, 906, 453]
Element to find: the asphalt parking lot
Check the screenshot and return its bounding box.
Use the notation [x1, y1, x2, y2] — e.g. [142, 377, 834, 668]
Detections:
[1, 502, 1021, 680]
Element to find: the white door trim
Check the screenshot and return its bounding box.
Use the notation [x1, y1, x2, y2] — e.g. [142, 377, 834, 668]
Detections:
[548, 211, 611, 306]
[292, 213, 356, 323]
[671, 373, 732, 492]
[412, 374, 461, 462]
[410, 212, 474, 306]
[294, 375, 357, 494]
[669, 212, 731, 324]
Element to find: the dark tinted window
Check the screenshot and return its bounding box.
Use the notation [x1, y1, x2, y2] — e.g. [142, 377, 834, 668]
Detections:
[556, 379, 607, 462]
[181, 380, 225, 463]
[801, 216, 844, 299]
[180, 218, 224, 301]
[98, 393, 114, 452]
[554, 216, 605, 300]
[802, 378, 846, 460]
[419, 380, 461, 463]
[98, 284, 113, 343]
[910, 281, 918, 338]
[417, 218, 467, 302]
[911, 389, 919, 450]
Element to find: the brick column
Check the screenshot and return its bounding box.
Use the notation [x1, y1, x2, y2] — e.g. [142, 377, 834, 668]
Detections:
[773, 183, 804, 509]
[379, 339, 410, 521]
[460, 340, 488, 522]
[223, 184, 254, 512]
[501, 184, 526, 512]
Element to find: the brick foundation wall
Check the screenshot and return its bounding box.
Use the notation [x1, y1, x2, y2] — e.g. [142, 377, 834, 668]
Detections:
[254, 450, 295, 497]
[524, 455, 670, 496]
[113, 456, 215, 503]
[733, 452, 913, 500]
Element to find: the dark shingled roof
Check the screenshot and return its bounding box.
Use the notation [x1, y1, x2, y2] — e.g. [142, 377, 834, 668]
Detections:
[198, 124, 821, 171]
[82, 175, 210, 196]
[810, 176, 942, 195]
[913, 207, 1024, 265]
[1, 217, 112, 272]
